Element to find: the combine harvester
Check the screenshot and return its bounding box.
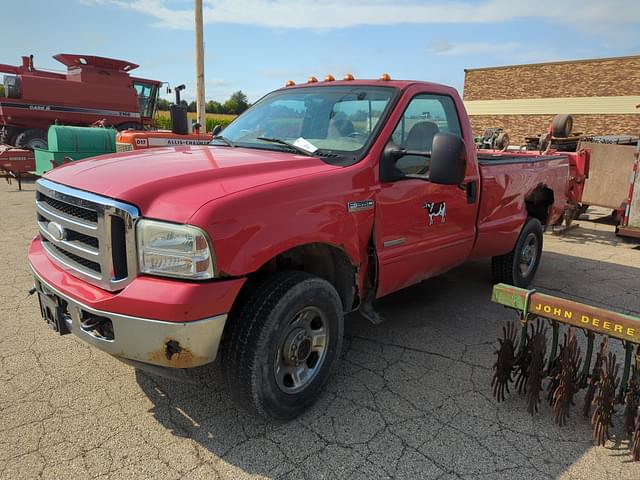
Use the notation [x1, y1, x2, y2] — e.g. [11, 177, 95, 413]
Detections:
[491, 283, 640, 460]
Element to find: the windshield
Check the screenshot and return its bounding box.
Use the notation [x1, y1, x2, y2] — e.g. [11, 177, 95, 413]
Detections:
[133, 81, 159, 118]
[217, 86, 396, 157]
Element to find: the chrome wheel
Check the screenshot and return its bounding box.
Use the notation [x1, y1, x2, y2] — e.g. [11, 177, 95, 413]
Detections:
[274, 306, 328, 394]
[519, 233, 538, 278]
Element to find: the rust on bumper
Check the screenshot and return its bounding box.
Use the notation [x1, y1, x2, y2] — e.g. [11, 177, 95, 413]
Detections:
[33, 269, 228, 368]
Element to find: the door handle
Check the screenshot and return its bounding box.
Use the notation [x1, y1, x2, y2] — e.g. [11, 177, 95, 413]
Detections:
[465, 181, 478, 204]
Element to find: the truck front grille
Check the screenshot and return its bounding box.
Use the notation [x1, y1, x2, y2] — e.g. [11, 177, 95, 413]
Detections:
[35, 179, 139, 291]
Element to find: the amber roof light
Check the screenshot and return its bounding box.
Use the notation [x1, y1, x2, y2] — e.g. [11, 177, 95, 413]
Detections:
[324, 74, 335, 81]
[379, 73, 391, 81]
[307, 76, 318, 83]
[285, 80, 296, 87]
[343, 73, 354, 81]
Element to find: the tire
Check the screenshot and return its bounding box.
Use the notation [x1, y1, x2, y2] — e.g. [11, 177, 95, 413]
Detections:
[14, 128, 47, 149]
[551, 114, 573, 138]
[495, 132, 509, 151]
[492, 218, 543, 288]
[220, 271, 344, 420]
[0, 126, 20, 146]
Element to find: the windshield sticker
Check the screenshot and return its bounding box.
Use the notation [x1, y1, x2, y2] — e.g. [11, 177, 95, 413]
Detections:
[293, 137, 318, 153]
[424, 201, 446, 225]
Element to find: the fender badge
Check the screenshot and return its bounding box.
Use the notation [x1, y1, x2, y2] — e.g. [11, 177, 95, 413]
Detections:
[347, 200, 374, 212]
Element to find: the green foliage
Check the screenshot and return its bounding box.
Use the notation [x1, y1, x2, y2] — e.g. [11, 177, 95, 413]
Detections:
[157, 98, 170, 110]
[223, 91, 250, 115]
[205, 117, 234, 132]
[153, 113, 234, 132]
[0, 84, 4, 97]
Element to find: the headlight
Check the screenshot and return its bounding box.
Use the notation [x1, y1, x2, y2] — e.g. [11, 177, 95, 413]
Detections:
[136, 219, 215, 279]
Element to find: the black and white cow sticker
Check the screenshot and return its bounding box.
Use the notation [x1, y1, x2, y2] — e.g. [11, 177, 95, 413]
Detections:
[424, 201, 446, 225]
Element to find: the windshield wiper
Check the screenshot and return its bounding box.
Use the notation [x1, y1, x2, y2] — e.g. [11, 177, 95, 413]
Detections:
[211, 135, 236, 147]
[256, 137, 317, 157]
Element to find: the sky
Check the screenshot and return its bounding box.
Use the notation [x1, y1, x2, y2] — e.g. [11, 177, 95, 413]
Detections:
[2, 0, 639, 104]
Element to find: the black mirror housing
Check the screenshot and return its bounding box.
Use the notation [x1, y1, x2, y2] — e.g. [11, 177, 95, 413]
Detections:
[429, 133, 466, 185]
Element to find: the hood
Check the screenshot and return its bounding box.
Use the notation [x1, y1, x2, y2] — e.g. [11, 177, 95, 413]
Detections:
[44, 145, 338, 223]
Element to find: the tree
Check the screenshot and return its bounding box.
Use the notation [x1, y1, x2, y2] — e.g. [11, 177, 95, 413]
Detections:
[187, 101, 197, 113]
[156, 98, 170, 111]
[206, 100, 223, 114]
[223, 91, 249, 115]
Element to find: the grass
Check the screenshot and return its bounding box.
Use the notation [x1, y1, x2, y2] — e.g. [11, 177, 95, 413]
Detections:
[154, 111, 237, 132]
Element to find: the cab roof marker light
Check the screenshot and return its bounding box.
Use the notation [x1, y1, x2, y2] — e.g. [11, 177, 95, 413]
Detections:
[343, 73, 354, 81]
[307, 76, 318, 83]
[379, 73, 391, 81]
[324, 74, 335, 81]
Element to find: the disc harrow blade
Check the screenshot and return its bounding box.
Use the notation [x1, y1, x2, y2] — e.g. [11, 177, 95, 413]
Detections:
[583, 338, 607, 419]
[591, 351, 620, 447]
[492, 321, 517, 402]
[552, 329, 582, 426]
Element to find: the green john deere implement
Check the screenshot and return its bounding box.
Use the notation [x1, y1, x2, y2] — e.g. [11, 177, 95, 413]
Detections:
[491, 283, 640, 460]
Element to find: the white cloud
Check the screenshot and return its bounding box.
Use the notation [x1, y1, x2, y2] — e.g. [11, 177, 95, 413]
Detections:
[79, 0, 640, 33]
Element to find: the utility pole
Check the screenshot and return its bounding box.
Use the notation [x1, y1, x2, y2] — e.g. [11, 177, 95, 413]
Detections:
[195, 0, 206, 130]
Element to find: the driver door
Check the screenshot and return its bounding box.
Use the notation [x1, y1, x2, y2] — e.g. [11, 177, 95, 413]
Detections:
[374, 91, 479, 297]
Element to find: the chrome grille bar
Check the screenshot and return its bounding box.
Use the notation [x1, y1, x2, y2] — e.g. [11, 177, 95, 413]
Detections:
[35, 178, 139, 291]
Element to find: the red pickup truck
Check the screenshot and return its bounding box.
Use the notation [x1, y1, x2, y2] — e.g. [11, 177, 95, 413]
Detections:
[28, 77, 587, 419]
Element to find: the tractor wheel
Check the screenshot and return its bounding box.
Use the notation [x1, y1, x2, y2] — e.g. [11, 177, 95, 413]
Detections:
[492, 218, 543, 287]
[0, 126, 20, 146]
[551, 114, 573, 138]
[14, 129, 47, 150]
[495, 132, 510, 151]
[220, 271, 344, 420]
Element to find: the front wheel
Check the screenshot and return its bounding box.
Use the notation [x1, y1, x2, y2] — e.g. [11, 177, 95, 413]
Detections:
[220, 271, 344, 420]
[492, 218, 543, 287]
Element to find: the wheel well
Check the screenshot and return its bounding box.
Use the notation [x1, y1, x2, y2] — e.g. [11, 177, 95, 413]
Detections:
[250, 243, 359, 313]
[525, 184, 554, 225]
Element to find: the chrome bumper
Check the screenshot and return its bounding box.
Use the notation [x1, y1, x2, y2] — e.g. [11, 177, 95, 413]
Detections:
[32, 270, 227, 369]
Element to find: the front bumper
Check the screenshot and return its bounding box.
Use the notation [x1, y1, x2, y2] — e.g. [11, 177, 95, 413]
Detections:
[29, 237, 246, 369]
[33, 271, 227, 368]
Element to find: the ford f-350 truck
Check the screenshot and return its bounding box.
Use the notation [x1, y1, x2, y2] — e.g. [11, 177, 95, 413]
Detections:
[28, 76, 588, 419]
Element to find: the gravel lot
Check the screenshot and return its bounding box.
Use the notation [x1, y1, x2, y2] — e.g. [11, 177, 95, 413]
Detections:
[1, 178, 639, 479]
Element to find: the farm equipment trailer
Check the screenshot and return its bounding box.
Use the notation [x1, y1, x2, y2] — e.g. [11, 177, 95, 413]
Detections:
[491, 284, 640, 460]
[0, 53, 161, 149]
[28, 74, 588, 420]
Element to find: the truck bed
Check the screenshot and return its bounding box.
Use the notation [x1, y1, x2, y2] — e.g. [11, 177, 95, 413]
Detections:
[470, 149, 575, 259]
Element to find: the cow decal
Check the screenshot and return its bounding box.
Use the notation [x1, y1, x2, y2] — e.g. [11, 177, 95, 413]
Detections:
[424, 201, 446, 225]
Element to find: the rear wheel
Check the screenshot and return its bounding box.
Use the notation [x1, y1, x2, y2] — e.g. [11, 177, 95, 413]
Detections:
[14, 128, 47, 149]
[0, 126, 20, 146]
[220, 271, 344, 420]
[492, 218, 543, 287]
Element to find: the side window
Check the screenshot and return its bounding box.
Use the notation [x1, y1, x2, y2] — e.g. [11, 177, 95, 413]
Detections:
[391, 94, 462, 176]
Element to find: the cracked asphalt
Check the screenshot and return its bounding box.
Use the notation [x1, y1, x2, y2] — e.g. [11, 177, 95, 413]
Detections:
[1, 179, 639, 479]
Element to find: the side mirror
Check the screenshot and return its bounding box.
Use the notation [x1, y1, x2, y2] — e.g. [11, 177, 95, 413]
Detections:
[211, 124, 222, 136]
[429, 133, 466, 185]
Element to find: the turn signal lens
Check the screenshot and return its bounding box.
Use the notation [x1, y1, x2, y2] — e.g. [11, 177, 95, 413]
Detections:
[307, 76, 318, 83]
[379, 73, 391, 81]
[343, 73, 354, 81]
[324, 74, 335, 81]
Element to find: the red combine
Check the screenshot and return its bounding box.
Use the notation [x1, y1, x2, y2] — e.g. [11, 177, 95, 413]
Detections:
[0, 54, 161, 149]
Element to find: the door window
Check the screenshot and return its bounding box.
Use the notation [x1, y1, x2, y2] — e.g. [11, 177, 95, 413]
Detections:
[391, 94, 462, 176]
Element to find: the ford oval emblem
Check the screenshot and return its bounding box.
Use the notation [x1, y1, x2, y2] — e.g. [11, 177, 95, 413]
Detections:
[47, 222, 65, 241]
